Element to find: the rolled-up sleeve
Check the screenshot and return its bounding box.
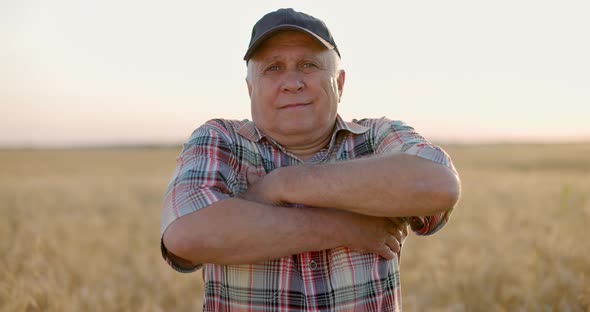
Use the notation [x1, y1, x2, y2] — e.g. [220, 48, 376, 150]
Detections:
[372, 117, 458, 236]
[160, 121, 239, 272]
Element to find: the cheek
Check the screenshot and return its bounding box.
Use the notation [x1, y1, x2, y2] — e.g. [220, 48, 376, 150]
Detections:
[250, 87, 274, 121]
[252, 81, 276, 102]
[329, 78, 340, 97]
[321, 79, 340, 103]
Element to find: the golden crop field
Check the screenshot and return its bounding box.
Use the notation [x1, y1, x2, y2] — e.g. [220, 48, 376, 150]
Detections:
[1, 144, 589, 311]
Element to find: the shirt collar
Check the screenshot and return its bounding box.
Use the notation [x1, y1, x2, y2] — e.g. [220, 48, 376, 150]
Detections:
[237, 114, 370, 143]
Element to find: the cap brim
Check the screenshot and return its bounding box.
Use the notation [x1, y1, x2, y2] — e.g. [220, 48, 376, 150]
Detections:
[243, 25, 335, 61]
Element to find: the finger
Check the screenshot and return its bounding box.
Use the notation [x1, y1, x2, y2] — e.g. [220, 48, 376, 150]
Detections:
[387, 219, 408, 241]
[401, 224, 409, 237]
[376, 244, 396, 260]
[246, 167, 262, 185]
[386, 236, 400, 254]
[398, 218, 410, 237]
[387, 227, 403, 242]
[397, 230, 405, 245]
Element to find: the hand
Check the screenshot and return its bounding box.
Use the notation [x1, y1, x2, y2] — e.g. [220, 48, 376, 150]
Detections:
[339, 212, 408, 260]
[237, 167, 283, 205]
[388, 217, 409, 247]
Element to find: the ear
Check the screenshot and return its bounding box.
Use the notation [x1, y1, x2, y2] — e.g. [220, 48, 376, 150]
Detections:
[337, 69, 345, 102]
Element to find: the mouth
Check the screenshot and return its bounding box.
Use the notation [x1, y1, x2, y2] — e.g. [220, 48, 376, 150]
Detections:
[280, 102, 311, 109]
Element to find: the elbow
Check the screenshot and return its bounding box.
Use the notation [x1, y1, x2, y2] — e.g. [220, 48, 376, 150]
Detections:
[432, 169, 461, 214]
[411, 164, 461, 216]
[163, 218, 209, 265]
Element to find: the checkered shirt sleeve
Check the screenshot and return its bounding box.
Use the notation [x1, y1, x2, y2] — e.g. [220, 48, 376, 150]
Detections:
[370, 117, 458, 235]
[160, 120, 239, 272]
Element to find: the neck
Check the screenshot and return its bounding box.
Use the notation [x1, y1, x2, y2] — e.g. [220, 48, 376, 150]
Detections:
[269, 126, 334, 161]
[285, 131, 333, 161]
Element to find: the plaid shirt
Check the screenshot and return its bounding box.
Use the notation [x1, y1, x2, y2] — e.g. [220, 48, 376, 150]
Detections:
[161, 115, 456, 311]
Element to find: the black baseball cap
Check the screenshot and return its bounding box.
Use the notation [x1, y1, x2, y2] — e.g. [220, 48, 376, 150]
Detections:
[244, 8, 340, 61]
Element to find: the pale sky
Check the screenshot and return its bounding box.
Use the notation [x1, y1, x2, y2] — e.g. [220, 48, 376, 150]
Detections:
[2, 0, 589, 147]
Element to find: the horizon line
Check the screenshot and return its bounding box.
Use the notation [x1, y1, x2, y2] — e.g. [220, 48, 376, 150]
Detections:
[2, 139, 590, 150]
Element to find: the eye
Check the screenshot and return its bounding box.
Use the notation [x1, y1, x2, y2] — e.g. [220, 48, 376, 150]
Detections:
[302, 62, 318, 69]
[265, 64, 281, 72]
[300, 62, 320, 73]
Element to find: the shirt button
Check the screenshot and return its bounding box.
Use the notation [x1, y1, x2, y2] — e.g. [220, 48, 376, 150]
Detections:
[309, 260, 317, 270]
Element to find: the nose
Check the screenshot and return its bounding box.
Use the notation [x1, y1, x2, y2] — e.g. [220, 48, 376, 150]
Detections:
[281, 70, 304, 92]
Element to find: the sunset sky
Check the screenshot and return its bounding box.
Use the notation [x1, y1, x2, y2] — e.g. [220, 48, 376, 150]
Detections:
[2, 0, 589, 147]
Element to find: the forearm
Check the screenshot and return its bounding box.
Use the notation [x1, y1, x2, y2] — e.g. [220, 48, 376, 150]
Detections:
[163, 197, 348, 265]
[276, 153, 461, 217]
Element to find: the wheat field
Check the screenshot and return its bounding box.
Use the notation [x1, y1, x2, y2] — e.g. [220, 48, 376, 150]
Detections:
[1, 144, 589, 311]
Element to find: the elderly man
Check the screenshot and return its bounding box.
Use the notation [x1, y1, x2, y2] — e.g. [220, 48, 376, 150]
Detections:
[161, 8, 461, 311]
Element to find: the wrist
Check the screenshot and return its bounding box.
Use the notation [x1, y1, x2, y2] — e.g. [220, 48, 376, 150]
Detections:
[274, 164, 310, 204]
[312, 207, 349, 249]
[267, 166, 289, 203]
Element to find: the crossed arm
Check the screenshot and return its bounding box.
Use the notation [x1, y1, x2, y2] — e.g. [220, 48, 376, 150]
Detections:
[162, 152, 461, 267]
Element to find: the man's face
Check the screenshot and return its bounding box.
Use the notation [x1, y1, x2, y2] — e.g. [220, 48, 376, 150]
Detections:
[246, 30, 345, 145]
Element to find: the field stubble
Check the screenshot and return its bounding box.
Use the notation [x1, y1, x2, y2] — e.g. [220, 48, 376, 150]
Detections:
[1, 144, 589, 311]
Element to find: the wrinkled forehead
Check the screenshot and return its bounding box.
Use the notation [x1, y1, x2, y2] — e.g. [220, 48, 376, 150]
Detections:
[249, 30, 330, 61]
